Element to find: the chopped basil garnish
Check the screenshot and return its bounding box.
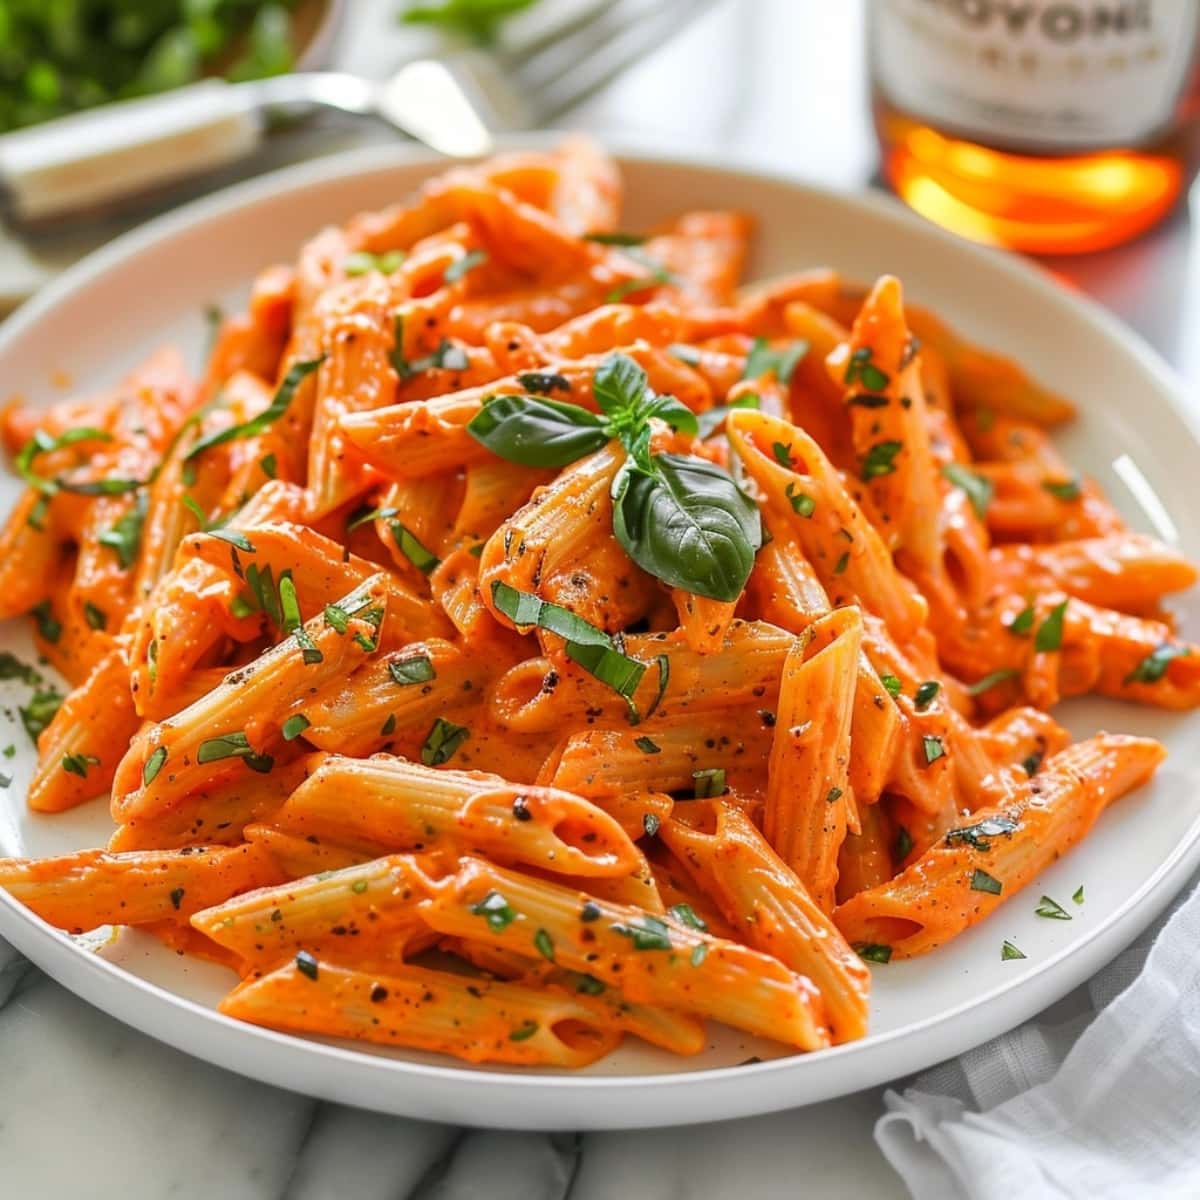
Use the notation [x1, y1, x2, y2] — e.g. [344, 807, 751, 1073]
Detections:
[942, 463, 994, 520]
[293, 628, 324, 666]
[856, 943, 892, 964]
[833, 551, 850, 575]
[324, 603, 350, 634]
[692, 767, 726, 798]
[277, 575, 302, 632]
[695, 394, 761, 440]
[508, 1020, 539, 1042]
[196, 731, 273, 773]
[967, 668, 1020, 696]
[970, 868, 1002, 895]
[19, 689, 63, 741]
[346, 504, 400, 533]
[604, 247, 676, 302]
[1034, 600, 1068, 653]
[281, 714, 310, 742]
[1035, 895, 1071, 920]
[295, 950, 319, 980]
[533, 929, 555, 961]
[0, 653, 40, 686]
[895, 825, 914, 860]
[380, 713, 397, 736]
[584, 231, 647, 246]
[772, 441, 793, 468]
[420, 716, 469, 766]
[16, 426, 111, 498]
[1022, 750, 1044, 777]
[185, 357, 325, 460]
[669, 903, 708, 931]
[143, 746, 167, 786]
[390, 521, 441, 574]
[644, 654, 670, 721]
[844, 346, 889, 392]
[344, 249, 404, 276]
[786, 483, 815, 517]
[444, 248, 487, 284]
[1001, 940, 1026, 961]
[575, 974, 606, 995]
[826, 786, 843, 804]
[389, 655, 437, 686]
[1126, 643, 1189, 685]
[634, 736, 660, 754]
[1073, 885, 1085, 905]
[98, 490, 148, 569]
[61, 752, 100, 777]
[1008, 604, 1035, 636]
[30, 600, 61, 644]
[913, 680, 939, 711]
[82, 603, 104, 631]
[1042, 478, 1081, 501]
[860, 439, 903, 480]
[880, 673, 902, 697]
[206, 528, 255, 553]
[611, 915, 672, 951]
[470, 890, 516, 931]
[690, 943, 708, 967]
[945, 815, 1018, 851]
[742, 337, 808, 386]
[516, 371, 571, 395]
[467, 392, 609, 468]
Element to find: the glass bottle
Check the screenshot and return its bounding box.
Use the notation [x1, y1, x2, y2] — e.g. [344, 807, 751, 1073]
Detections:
[868, 0, 1200, 254]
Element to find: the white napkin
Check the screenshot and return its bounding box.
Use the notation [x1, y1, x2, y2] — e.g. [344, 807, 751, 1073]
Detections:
[875, 869, 1200, 1200]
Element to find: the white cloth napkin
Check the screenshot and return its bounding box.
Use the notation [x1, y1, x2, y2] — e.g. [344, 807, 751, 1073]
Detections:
[875, 869, 1200, 1200]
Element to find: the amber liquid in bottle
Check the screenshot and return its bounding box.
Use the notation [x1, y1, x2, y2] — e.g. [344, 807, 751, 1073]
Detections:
[869, 1, 1200, 254]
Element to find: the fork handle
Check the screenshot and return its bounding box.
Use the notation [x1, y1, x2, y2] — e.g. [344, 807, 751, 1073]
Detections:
[0, 79, 264, 224]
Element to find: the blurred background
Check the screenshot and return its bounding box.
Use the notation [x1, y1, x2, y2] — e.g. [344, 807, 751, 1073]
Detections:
[0, 0, 1196, 380]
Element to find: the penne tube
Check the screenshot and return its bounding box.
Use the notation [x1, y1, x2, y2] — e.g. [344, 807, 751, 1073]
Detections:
[836, 801, 895, 903]
[587, 791, 674, 844]
[763, 608, 862, 912]
[663, 800, 871, 1043]
[834, 734, 1165, 958]
[419, 856, 832, 1049]
[220, 958, 623, 1067]
[272, 754, 639, 877]
[243, 824, 380, 876]
[0, 843, 282, 933]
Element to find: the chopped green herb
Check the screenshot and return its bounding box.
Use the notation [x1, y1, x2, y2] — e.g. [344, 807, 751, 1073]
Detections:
[772, 441, 793, 467]
[1042, 478, 1082, 501]
[421, 717, 470, 766]
[1073, 885, 1085, 905]
[584, 231, 647, 246]
[196, 731, 273, 773]
[575, 974, 607, 995]
[844, 346, 890, 392]
[826, 786, 843, 804]
[692, 767, 726, 798]
[344, 249, 405, 276]
[1034, 600, 1069, 654]
[856, 943, 892, 964]
[634, 736, 660, 754]
[611, 915, 673, 951]
[515, 371, 571, 395]
[533, 928, 555, 961]
[277, 575, 302, 633]
[346, 504, 399, 533]
[1008, 604, 1035, 636]
[1022, 750, 1044, 777]
[742, 337, 808, 386]
[293, 628, 324, 666]
[206, 529, 255, 553]
[942, 463, 994, 520]
[324, 604, 350, 634]
[19, 689, 63, 741]
[880, 673, 903, 697]
[509, 1020, 539, 1042]
[785, 483, 815, 517]
[143, 747, 168, 786]
[1126, 643, 1190, 685]
[967, 668, 1020, 696]
[644, 654, 670, 721]
[380, 713, 397, 736]
[445, 248, 487, 284]
[970, 868, 1003, 895]
[61, 752, 100, 778]
[1035, 895, 1071, 920]
[30, 600, 61, 644]
[295, 950, 319, 980]
[352, 879, 369, 894]
[1001, 940, 1026, 961]
[389, 655, 437, 686]
[0, 653, 40, 686]
[860, 439, 903, 480]
[690, 942, 708, 967]
[833, 551, 850, 575]
[98, 491, 148, 569]
[390, 521, 441, 574]
[281, 714, 310, 742]
[895, 826, 914, 860]
[669, 903, 708, 932]
[944, 814, 1019, 851]
[914, 680, 940, 711]
[470, 890, 516, 931]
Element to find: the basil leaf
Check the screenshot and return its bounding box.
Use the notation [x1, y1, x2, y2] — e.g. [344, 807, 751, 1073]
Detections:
[98, 491, 148, 569]
[19, 688, 63, 741]
[970, 868, 1002, 895]
[516, 371, 571, 395]
[584, 232, 646, 246]
[1001, 940, 1026, 961]
[1035, 895, 1071, 920]
[467, 393, 608, 468]
[913, 680, 939, 711]
[471, 890, 516, 930]
[1034, 600, 1069, 653]
[611, 453, 762, 603]
[444, 249, 487, 284]
[860, 439, 903, 480]
[389, 521, 441, 574]
[641, 393, 699, 437]
[421, 716, 470, 766]
[880, 673, 902, 697]
[566, 640, 647, 706]
[944, 814, 1019, 851]
[1008, 604, 1035, 636]
[742, 337, 808, 386]
[966, 668, 1020, 695]
[16, 427, 111, 495]
[185, 357, 325, 460]
[196, 731, 273, 772]
[143, 746, 167, 786]
[490, 581, 613, 648]
[942, 463, 994, 520]
[855, 943, 892, 964]
[389, 655, 437, 686]
[1042, 477, 1081, 501]
[593, 352, 648, 416]
[281, 714, 310, 741]
[692, 767, 726, 798]
[844, 347, 890, 392]
[1125, 642, 1189, 685]
[696, 394, 761, 440]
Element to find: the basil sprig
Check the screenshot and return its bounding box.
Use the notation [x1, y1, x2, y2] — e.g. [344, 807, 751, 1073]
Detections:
[467, 352, 762, 602]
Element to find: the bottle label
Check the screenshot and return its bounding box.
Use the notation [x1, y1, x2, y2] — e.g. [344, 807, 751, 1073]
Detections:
[872, 0, 1200, 150]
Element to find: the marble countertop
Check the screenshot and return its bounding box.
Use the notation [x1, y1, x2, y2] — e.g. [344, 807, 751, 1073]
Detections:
[3, 1, 1200, 1196]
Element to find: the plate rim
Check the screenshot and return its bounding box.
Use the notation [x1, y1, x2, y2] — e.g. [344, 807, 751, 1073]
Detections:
[1, 137, 1198, 1128]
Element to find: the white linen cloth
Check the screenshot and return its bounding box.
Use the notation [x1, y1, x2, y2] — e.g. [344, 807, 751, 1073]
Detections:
[876, 869, 1200, 1200]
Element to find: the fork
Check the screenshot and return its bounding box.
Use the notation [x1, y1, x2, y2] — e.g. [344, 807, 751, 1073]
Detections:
[0, 0, 719, 226]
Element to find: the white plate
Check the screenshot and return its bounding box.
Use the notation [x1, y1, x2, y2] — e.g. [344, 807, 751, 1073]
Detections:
[1, 144, 1198, 1130]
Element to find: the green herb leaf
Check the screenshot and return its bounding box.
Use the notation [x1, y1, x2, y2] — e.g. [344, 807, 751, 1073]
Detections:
[467, 393, 609, 468]
[1035, 895, 1071, 920]
[1001, 940, 1026, 961]
[196, 731, 273, 773]
[593, 352, 648, 416]
[612, 453, 762, 603]
[584, 232, 647, 246]
[470, 889, 516, 931]
[692, 767, 726, 798]
[880, 673, 902, 697]
[1073, 885, 1085, 905]
[98, 491, 148, 569]
[860, 439, 903, 480]
[772, 441, 793, 467]
[1034, 600, 1069, 653]
[185, 357, 324, 460]
[565, 641, 647, 710]
[509, 1020, 539, 1042]
[380, 713, 397, 736]
[575, 974, 607, 995]
[945, 814, 1019, 851]
[1042, 478, 1082, 501]
[390, 521, 441, 574]
[691, 943, 708, 967]
[19, 689, 63, 741]
[421, 716, 470, 766]
[281, 714, 310, 742]
[634, 736, 660, 754]
[833, 551, 850, 575]
[143, 746, 167, 786]
[389, 655, 437, 686]
[669, 903, 708, 931]
[401, 0, 539, 45]
[844, 347, 890, 392]
[1008, 604, 1035, 636]
[206, 528, 255, 553]
[913, 680, 940, 711]
[611, 915, 673, 951]
[645, 654, 670, 721]
[344, 249, 405, 276]
[516, 371, 571, 395]
[260, 453, 277, 480]
[942, 463, 994, 520]
[855, 942, 892, 964]
[444, 248, 487, 283]
[61, 752, 100, 778]
[1125, 643, 1190, 685]
[743, 337, 808, 386]
[16, 427, 111, 496]
[295, 950, 319, 981]
[696, 394, 761, 440]
[533, 928, 555, 961]
[1023, 750, 1044, 777]
[970, 868, 1003, 895]
[895, 825, 914, 860]
[785, 482, 816, 517]
[30, 600, 61, 644]
[0, 653, 40, 686]
[277, 574, 302, 633]
[967, 668, 1020, 696]
[491, 581, 615, 648]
